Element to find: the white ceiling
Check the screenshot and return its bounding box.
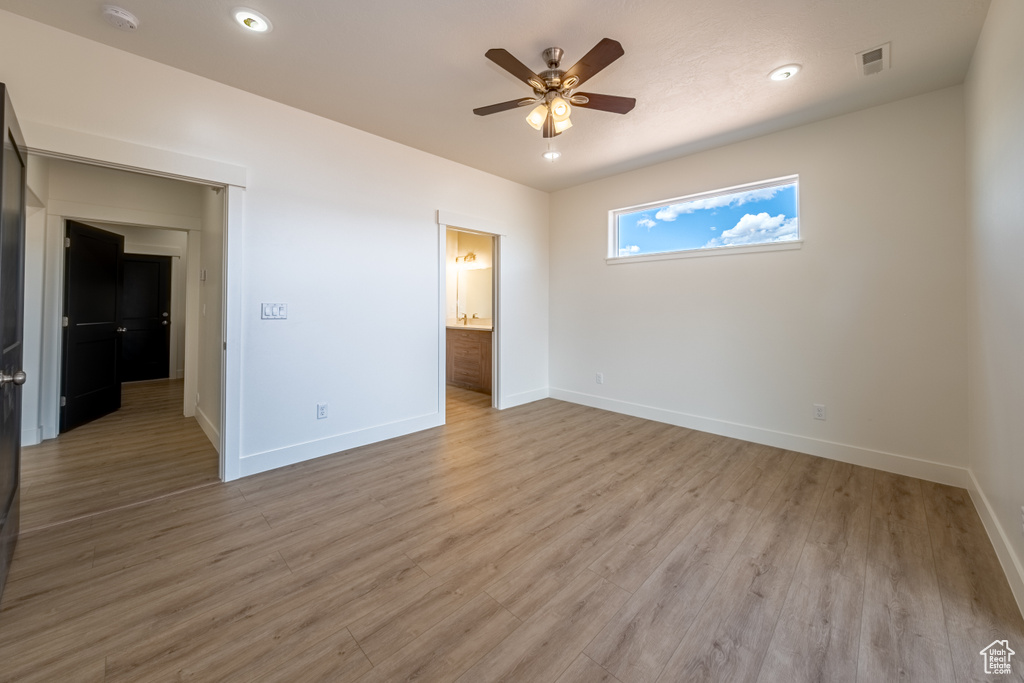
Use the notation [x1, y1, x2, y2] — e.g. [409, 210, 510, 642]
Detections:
[0, 0, 990, 191]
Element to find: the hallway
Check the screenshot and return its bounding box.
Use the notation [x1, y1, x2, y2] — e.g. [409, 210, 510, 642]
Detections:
[19, 380, 219, 531]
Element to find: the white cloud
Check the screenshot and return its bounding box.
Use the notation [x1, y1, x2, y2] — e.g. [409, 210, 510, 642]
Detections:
[637, 217, 656, 229]
[618, 245, 641, 256]
[703, 212, 798, 248]
[710, 226, 717, 231]
[654, 186, 784, 222]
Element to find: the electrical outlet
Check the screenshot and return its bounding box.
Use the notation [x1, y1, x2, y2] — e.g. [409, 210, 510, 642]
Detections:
[596, 372, 604, 385]
[316, 402, 328, 420]
[813, 404, 826, 421]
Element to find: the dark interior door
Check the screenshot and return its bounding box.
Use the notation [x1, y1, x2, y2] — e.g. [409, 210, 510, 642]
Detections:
[0, 83, 27, 603]
[121, 255, 171, 382]
[61, 221, 124, 433]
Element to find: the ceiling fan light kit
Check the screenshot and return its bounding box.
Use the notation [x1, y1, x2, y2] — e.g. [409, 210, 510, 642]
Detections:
[474, 38, 636, 140]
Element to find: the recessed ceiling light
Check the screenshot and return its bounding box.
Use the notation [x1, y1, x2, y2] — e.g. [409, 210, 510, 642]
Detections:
[102, 5, 139, 31]
[233, 7, 273, 33]
[542, 150, 561, 162]
[769, 64, 801, 81]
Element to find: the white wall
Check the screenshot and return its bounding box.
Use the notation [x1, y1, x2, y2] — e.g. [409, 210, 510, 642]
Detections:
[197, 188, 224, 449]
[550, 86, 969, 485]
[0, 9, 549, 476]
[445, 230, 458, 321]
[46, 160, 204, 223]
[22, 157, 49, 446]
[964, 0, 1024, 612]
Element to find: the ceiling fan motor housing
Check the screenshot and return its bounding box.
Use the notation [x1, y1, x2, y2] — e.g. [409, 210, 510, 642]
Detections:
[542, 47, 563, 69]
[540, 47, 566, 90]
[541, 70, 565, 90]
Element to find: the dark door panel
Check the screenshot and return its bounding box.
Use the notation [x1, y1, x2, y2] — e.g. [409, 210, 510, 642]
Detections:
[121, 255, 171, 382]
[0, 82, 27, 602]
[61, 221, 123, 433]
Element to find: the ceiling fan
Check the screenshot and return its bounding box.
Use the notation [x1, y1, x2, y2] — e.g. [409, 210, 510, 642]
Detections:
[473, 38, 636, 138]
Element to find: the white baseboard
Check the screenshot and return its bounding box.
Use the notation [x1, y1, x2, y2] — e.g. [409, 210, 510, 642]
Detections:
[238, 411, 444, 478]
[21, 426, 42, 447]
[549, 388, 970, 488]
[966, 470, 1024, 618]
[498, 387, 550, 410]
[194, 406, 220, 454]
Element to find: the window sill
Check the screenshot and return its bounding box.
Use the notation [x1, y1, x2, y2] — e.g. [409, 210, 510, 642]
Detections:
[606, 239, 803, 265]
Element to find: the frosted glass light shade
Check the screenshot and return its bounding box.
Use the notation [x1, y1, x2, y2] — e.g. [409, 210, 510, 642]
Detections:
[549, 96, 571, 121]
[525, 104, 548, 130]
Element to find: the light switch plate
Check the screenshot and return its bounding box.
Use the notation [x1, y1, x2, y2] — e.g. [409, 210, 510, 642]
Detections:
[261, 303, 287, 320]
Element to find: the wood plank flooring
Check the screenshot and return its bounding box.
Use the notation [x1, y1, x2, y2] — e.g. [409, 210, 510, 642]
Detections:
[1, 386, 1022, 681]
[18, 380, 220, 531]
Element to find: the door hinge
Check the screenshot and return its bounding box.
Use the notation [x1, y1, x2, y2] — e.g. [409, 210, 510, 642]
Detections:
[62, 316, 69, 328]
[64, 237, 70, 248]
[60, 396, 67, 407]
[223, 342, 227, 351]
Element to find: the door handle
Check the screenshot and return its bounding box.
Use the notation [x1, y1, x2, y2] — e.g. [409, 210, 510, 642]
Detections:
[0, 370, 26, 386]
[162, 321, 168, 326]
[116, 327, 127, 333]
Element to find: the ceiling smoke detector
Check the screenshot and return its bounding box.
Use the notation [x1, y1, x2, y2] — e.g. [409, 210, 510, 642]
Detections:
[102, 5, 139, 31]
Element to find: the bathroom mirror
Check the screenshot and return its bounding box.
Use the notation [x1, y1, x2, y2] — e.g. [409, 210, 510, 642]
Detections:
[457, 267, 492, 321]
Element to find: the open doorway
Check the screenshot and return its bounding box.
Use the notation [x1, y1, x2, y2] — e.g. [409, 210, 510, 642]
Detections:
[59, 220, 187, 432]
[442, 224, 501, 419]
[18, 157, 226, 530]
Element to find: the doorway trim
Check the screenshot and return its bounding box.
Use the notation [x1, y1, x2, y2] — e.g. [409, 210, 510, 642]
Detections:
[26, 124, 246, 482]
[437, 210, 505, 417]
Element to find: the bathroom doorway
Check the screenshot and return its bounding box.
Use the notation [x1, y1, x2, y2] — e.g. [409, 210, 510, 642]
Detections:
[445, 228, 495, 399]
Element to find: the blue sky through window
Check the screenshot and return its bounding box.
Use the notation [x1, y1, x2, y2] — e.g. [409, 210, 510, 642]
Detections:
[616, 181, 798, 257]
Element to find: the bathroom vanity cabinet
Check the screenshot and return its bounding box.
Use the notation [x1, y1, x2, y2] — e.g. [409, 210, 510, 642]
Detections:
[446, 328, 492, 394]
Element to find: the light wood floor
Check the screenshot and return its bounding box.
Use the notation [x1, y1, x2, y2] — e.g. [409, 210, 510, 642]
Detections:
[1, 386, 1021, 682]
[18, 380, 220, 531]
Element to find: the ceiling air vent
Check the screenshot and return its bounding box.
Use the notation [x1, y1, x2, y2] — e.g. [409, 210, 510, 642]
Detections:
[856, 43, 890, 76]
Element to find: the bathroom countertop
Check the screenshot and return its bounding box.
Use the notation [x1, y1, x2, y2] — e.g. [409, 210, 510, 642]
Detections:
[446, 319, 493, 331]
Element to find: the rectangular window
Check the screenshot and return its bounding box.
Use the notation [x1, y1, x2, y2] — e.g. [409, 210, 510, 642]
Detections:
[609, 176, 800, 262]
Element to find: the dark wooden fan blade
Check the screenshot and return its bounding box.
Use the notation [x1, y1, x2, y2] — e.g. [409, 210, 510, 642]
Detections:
[473, 98, 534, 116]
[572, 92, 636, 114]
[485, 49, 545, 90]
[562, 38, 625, 88]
